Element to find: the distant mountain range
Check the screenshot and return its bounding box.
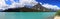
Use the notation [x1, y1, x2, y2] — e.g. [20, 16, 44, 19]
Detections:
[3, 3, 58, 12]
[3, 3, 57, 12]
[24, 3, 58, 12]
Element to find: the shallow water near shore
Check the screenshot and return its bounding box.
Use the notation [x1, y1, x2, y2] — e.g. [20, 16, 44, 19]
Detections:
[0, 12, 56, 19]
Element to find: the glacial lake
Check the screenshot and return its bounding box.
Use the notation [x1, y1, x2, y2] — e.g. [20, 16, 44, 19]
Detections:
[0, 12, 56, 19]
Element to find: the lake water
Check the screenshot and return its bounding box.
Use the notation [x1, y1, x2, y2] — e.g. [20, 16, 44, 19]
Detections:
[0, 12, 56, 19]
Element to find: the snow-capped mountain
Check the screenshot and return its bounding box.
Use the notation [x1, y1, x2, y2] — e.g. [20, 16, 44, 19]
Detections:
[0, 0, 60, 12]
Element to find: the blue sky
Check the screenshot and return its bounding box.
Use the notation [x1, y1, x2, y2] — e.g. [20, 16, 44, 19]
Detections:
[5, 0, 60, 7]
[5, 0, 20, 5]
[0, 0, 60, 11]
[36, 0, 60, 7]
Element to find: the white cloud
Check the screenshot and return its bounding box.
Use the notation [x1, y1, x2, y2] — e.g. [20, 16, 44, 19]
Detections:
[8, 0, 38, 8]
[0, 0, 60, 11]
[39, 2, 43, 5]
[42, 3, 60, 10]
[0, 0, 38, 11]
[0, 0, 9, 10]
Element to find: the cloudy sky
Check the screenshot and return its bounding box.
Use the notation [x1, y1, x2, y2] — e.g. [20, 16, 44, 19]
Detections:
[0, 0, 60, 10]
[36, 0, 60, 10]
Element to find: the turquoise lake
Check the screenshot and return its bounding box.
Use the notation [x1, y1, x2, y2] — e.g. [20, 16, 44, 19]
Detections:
[0, 12, 56, 19]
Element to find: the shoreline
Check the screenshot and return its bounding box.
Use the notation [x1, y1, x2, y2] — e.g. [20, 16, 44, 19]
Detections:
[54, 16, 60, 19]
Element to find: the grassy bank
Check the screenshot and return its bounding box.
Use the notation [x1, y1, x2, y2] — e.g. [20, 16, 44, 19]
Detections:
[55, 10, 60, 16]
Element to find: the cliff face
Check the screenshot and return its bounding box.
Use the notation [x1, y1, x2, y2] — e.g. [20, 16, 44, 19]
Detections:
[32, 3, 51, 12]
[20, 3, 52, 12]
[3, 3, 51, 12]
[20, 7, 40, 12]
